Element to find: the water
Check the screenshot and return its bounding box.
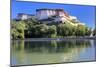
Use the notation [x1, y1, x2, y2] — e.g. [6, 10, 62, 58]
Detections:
[11, 39, 96, 66]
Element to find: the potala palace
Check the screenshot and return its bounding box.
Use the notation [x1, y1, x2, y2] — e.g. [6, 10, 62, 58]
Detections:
[16, 8, 85, 26]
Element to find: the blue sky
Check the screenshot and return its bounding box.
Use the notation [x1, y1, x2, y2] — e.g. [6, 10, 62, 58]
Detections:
[12, 0, 96, 28]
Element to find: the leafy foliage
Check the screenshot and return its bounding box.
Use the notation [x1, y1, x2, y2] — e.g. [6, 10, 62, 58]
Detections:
[11, 20, 25, 39]
[11, 17, 93, 39]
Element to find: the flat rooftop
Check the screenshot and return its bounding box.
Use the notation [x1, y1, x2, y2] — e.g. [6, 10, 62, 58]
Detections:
[36, 8, 64, 11]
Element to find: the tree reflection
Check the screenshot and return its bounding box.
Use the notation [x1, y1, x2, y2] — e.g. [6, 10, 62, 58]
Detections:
[11, 39, 95, 66]
[11, 39, 92, 53]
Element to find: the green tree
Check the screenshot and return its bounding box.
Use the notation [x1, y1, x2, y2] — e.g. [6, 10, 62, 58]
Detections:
[47, 25, 57, 38]
[24, 17, 39, 38]
[57, 23, 74, 36]
[34, 24, 48, 37]
[76, 25, 86, 36]
[11, 20, 25, 39]
[85, 27, 91, 36]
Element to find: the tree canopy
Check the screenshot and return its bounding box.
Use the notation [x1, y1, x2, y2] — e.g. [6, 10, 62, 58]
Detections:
[11, 18, 94, 39]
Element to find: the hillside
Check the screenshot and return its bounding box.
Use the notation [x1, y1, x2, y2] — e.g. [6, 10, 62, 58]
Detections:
[11, 16, 95, 39]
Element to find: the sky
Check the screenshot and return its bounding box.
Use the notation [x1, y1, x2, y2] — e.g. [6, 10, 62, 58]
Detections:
[12, 0, 96, 28]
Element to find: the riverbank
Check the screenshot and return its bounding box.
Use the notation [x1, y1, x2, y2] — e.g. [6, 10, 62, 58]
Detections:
[11, 36, 96, 41]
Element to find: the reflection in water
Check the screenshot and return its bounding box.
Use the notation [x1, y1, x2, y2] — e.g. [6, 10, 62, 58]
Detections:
[11, 39, 96, 66]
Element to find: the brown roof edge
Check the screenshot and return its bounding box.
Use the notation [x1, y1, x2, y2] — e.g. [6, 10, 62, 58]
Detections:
[36, 8, 64, 11]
